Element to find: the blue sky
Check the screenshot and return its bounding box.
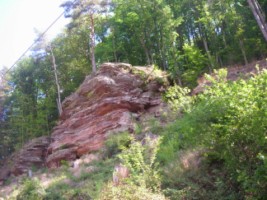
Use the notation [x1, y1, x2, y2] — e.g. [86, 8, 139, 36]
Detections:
[0, 0, 69, 69]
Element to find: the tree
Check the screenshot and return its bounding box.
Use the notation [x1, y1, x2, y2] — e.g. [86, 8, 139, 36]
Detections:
[0, 68, 13, 160]
[247, 0, 267, 41]
[0, 69, 9, 120]
[61, 0, 113, 73]
[33, 32, 63, 115]
[48, 45, 63, 115]
[112, 0, 178, 69]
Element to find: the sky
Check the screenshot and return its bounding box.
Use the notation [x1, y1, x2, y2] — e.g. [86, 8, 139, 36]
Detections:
[0, 0, 69, 69]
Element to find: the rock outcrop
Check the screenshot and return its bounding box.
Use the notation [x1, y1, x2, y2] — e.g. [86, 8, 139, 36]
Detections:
[0, 136, 50, 181]
[46, 63, 167, 167]
[0, 62, 168, 181]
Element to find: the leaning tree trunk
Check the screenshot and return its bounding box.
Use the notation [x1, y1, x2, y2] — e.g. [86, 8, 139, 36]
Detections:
[49, 46, 63, 116]
[247, 0, 267, 42]
[89, 14, 97, 73]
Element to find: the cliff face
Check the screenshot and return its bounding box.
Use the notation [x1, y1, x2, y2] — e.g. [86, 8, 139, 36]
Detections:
[0, 63, 168, 180]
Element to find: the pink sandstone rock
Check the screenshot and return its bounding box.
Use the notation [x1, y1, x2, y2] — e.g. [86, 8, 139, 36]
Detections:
[0, 136, 50, 181]
[46, 63, 167, 167]
[0, 63, 168, 180]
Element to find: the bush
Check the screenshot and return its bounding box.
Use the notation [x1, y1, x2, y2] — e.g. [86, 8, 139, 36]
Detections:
[17, 178, 46, 200]
[118, 136, 162, 191]
[100, 136, 166, 199]
[196, 70, 267, 198]
[104, 132, 132, 157]
[180, 43, 208, 87]
[159, 69, 267, 199]
[163, 84, 193, 113]
[44, 182, 73, 200]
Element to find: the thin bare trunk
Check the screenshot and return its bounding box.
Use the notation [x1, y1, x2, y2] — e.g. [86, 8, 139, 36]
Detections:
[160, 28, 168, 70]
[175, 64, 183, 86]
[218, 55, 223, 67]
[203, 36, 214, 72]
[140, 37, 151, 65]
[247, 0, 267, 42]
[112, 32, 118, 62]
[89, 14, 96, 73]
[222, 32, 228, 48]
[198, 23, 214, 72]
[49, 46, 62, 116]
[239, 39, 248, 65]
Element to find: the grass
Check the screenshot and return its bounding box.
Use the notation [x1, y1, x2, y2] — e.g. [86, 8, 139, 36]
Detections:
[3, 157, 116, 200]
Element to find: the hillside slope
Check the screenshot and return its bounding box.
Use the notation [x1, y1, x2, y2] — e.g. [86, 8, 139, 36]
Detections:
[1, 61, 267, 200]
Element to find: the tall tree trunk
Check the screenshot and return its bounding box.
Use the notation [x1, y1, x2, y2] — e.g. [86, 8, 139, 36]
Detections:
[174, 60, 183, 86]
[247, 0, 267, 42]
[203, 36, 214, 72]
[160, 28, 168, 70]
[89, 14, 97, 73]
[112, 31, 118, 62]
[198, 22, 215, 71]
[140, 36, 151, 65]
[239, 39, 248, 65]
[49, 46, 62, 116]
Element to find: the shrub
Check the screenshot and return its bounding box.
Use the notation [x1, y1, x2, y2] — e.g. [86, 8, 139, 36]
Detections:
[100, 136, 166, 199]
[17, 178, 46, 200]
[44, 182, 73, 200]
[159, 69, 267, 199]
[163, 84, 193, 113]
[180, 43, 208, 87]
[196, 70, 267, 198]
[104, 132, 132, 157]
[118, 136, 162, 191]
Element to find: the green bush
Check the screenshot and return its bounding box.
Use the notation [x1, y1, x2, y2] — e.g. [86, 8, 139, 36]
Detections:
[83, 159, 115, 199]
[100, 136, 166, 199]
[104, 132, 132, 157]
[196, 70, 267, 198]
[180, 43, 208, 87]
[157, 121, 183, 164]
[17, 178, 46, 200]
[163, 84, 193, 113]
[159, 69, 267, 199]
[118, 137, 162, 191]
[44, 182, 73, 200]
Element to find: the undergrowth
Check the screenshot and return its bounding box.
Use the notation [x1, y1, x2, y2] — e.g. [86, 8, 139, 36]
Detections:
[160, 68, 267, 199]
